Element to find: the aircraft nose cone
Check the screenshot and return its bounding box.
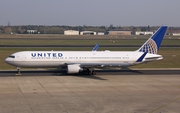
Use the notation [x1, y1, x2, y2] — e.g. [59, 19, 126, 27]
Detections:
[5, 58, 9, 63]
[5, 58, 8, 63]
[5, 58, 12, 64]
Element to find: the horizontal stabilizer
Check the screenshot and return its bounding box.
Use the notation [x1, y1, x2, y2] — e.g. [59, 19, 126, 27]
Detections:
[136, 52, 147, 62]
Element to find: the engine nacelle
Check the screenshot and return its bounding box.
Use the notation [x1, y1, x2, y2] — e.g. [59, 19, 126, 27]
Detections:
[67, 64, 82, 74]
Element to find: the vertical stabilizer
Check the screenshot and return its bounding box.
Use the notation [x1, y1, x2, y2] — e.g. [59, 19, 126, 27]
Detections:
[138, 26, 167, 54]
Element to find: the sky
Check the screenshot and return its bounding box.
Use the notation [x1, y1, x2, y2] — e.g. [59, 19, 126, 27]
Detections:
[0, 0, 180, 26]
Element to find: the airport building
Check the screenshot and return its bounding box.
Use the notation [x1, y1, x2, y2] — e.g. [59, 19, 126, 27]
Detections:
[27, 30, 38, 34]
[136, 31, 153, 35]
[80, 31, 97, 35]
[108, 31, 131, 35]
[97, 32, 105, 35]
[64, 30, 79, 35]
[172, 33, 180, 36]
[167, 29, 180, 36]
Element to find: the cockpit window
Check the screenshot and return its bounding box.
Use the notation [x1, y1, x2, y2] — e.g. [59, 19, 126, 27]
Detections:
[8, 55, 15, 58]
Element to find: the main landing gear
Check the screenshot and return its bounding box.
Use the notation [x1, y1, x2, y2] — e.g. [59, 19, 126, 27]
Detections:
[16, 67, 21, 75]
[87, 68, 96, 75]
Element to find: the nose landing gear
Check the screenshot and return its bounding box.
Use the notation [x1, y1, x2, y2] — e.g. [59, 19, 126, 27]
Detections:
[16, 67, 21, 75]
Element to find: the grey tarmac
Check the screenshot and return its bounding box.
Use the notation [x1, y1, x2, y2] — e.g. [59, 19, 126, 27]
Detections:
[0, 71, 180, 113]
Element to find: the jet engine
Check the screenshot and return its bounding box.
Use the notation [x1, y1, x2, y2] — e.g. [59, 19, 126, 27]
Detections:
[67, 64, 83, 74]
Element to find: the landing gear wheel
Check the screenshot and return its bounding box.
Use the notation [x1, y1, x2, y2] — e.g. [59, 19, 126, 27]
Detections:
[92, 71, 96, 75]
[88, 70, 96, 75]
[85, 68, 96, 75]
[16, 67, 21, 75]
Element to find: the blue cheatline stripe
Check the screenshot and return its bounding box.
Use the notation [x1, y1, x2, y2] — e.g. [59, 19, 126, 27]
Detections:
[92, 43, 100, 51]
[136, 52, 148, 62]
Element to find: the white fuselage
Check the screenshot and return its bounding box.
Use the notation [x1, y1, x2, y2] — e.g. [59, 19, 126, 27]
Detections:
[5, 51, 163, 68]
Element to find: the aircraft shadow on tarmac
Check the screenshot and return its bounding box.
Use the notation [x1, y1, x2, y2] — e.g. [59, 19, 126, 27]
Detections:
[0, 69, 142, 80]
[0, 69, 179, 80]
[52, 71, 107, 80]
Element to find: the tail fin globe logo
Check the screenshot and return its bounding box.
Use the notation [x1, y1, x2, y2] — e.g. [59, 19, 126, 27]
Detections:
[138, 26, 167, 54]
[139, 39, 157, 54]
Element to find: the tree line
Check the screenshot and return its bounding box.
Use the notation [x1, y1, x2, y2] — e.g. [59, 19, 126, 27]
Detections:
[0, 25, 179, 34]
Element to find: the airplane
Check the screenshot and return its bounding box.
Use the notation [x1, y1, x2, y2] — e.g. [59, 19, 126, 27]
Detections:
[5, 26, 167, 75]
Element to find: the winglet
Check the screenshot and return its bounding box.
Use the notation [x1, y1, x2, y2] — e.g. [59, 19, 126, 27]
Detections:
[138, 26, 167, 54]
[92, 43, 100, 51]
[136, 52, 148, 62]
